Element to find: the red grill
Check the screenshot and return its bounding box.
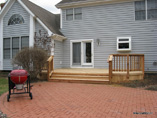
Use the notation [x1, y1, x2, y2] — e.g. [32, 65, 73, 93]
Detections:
[7, 69, 33, 102]
[10, 69, 28, 84]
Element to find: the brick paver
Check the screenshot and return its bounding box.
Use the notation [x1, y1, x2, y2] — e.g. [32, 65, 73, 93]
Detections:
[0, 82, 157, 118]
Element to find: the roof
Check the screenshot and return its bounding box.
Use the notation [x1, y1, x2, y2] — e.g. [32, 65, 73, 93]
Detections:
[22, 0, 62, 35]
[56, 0, 137, 8]
[58, 0, 86, 4]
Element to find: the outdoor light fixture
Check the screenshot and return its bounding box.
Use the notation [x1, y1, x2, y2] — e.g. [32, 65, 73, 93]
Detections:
[96, 38, 100, 45]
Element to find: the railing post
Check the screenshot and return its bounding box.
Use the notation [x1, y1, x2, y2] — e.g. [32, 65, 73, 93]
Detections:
[109, 60, 112, 83]
[127, 54, 129, 79]
[47, 60, 50, 81]
[142, 55, 145, 79]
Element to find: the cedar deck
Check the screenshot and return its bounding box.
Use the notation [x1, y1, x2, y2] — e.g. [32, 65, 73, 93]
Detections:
[47, 54, 144, 83]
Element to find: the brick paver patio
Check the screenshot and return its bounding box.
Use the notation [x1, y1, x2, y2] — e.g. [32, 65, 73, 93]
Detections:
[0, 82, 157, 118]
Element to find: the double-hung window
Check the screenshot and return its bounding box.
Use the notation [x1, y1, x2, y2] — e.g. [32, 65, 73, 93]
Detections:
[12, 37, 19, 58]
[147, 0, 157, 19]
[3, 36, 29, 59]
[74, 8, 82, 20]
[4, 38, 11, 59]
[135, 0, 157, 20]
[66, 8, 82, 20]
[66, 9, 73, 21]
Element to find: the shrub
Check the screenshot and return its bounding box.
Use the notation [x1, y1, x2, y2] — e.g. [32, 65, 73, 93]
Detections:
[12, 47, 48, 80]
[145, 85, 157, 91]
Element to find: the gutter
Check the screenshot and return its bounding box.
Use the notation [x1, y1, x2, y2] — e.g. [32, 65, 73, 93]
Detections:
[56, 0, 137, 9]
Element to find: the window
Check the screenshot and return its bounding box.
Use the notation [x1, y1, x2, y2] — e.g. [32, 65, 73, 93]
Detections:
[8, 14, 24, 25]
[21, 36, 29, 49]
[3, 38, 11, 59]
[135, 0, 157, 20]
[74, 8, 82, 20]
[3, 36, 29, 59]
[147, 0, 157, 19]
[66, 9, 73, 21]
[117, 37, 131, 51]
[12, 37, 19, 58]
[66, 8, 82, 20]
[135, 0, 146, 20]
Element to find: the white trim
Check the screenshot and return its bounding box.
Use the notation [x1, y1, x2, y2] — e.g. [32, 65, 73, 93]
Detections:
[0, 19, 3, 70]
[56, 0, 136, 9]
[29, 15, 34, 47]
[36, 18, 52, 36]
[18, 0, 53, 35]
[17, 0, 35, 17]
[0, 0, 15, 19]
[145, 0, 147, 20]
[60, 9, 63, 29]
[70, 39, 94, 68]
[117, 37, 131, 51]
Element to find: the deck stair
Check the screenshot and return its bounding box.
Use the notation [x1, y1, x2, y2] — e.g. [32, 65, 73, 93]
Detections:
[49, 69, 110, 84]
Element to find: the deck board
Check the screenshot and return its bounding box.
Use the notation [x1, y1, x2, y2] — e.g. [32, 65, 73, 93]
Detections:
[53, 68, 109, 74]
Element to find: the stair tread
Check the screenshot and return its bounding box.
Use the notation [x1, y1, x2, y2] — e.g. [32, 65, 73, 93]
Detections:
[50, 78, 109, 81]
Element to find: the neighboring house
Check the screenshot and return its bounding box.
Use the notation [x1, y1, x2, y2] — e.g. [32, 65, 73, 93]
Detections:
[0, 0, 65, 70]
[55, 0, 157, 72]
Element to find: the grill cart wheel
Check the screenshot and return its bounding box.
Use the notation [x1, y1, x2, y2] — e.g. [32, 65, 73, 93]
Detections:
[29, 92, 33, 99]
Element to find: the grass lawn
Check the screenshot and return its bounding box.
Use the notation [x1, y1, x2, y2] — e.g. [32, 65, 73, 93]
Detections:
[0, 77, 8, 96]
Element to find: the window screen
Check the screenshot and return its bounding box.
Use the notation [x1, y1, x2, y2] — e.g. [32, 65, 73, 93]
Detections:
[74, 8, 82, 20]
[12, 37, 19, 58]
[147, 0, 157, 19]
[66, 9, 73, 21]
[3, 38, 11, 59]
[135, 0, 146, 20]
[21, 36, 29, 49]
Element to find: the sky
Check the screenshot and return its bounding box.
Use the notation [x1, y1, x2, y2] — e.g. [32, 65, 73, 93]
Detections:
[0, 0, 62, 14]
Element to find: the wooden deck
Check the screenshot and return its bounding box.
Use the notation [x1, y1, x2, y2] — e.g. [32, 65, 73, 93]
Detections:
[49, 68, 110, 84]
[48, 68, 143, 83]
[46, 54, 144, 84]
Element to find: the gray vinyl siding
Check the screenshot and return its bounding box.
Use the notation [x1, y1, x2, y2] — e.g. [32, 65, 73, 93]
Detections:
[61, 1, 157, 71]
[3, 1, 30, 70]
[35, 20, 47, 36]
[54, 40, 63, 69]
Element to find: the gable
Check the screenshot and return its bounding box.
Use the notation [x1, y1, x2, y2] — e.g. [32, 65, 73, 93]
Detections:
[3, 1, 30, 38]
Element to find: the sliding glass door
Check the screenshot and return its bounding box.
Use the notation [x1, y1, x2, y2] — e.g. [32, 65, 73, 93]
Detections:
[73, 42, 81, 65]
[71, 40, 93, 67]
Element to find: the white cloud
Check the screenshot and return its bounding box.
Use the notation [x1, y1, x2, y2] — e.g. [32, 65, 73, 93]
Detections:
[0, 0, 6, 3]
[0, 0, 62, 14]
[29, 0, 62, 14]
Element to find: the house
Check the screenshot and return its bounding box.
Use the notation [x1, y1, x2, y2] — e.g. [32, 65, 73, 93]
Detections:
[0, 0, 156, 82]
[54, 0, 157, 73]
[0, 0, 65, 70]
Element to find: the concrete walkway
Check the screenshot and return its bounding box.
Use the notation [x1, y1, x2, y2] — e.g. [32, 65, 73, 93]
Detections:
[0, 82, 157, 118]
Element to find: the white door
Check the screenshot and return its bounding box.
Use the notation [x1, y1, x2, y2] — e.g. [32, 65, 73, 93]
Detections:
[71, 39, 94, 67]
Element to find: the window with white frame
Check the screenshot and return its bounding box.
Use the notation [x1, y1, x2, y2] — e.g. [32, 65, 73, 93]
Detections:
[135, 0, 157, 20]
[8, 14, 24, 25]
[3, 36, 29, 59]
[66, 8, 73, 21]
[3, 38, 11, 59]
[117, 37, 131, 51]
[66, 8, 82, 20]
[74, 8, 82, 20]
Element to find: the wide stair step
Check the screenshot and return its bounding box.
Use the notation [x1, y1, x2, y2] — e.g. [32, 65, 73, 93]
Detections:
[49, 72, 110, 84]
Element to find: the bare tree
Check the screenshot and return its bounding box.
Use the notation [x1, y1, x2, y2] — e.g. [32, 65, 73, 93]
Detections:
[12, 47, 48, 80]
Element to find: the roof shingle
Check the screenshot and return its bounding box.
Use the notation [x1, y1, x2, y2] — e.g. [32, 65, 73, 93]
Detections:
[22, 0, 62, 35]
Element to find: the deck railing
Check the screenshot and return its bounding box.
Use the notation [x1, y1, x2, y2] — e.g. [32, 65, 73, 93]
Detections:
[108, 54, 144, 82]
[47, 56, 54, 80]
